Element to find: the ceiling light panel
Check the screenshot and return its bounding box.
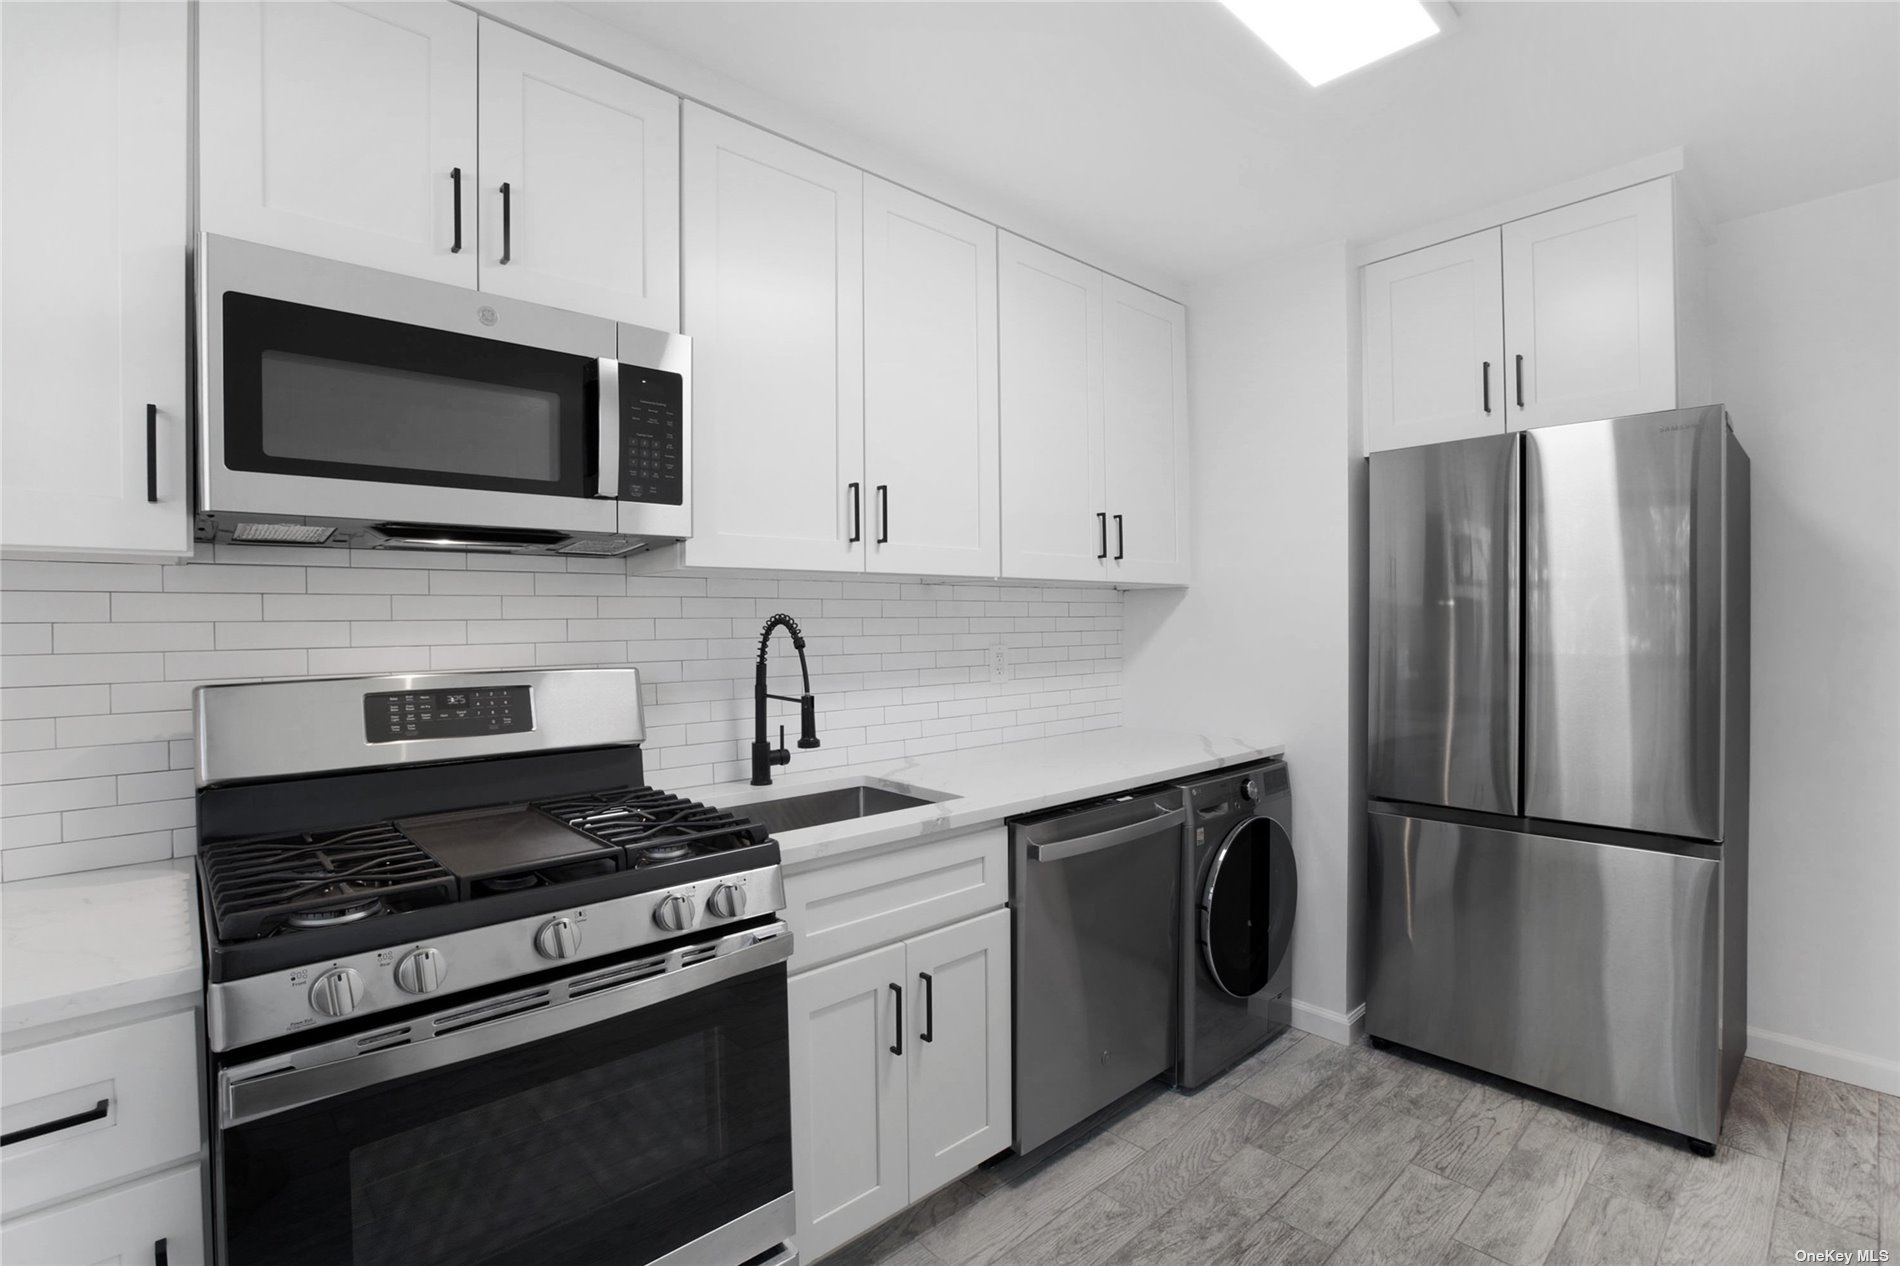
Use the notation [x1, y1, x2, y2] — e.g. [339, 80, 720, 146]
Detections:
[1223, 0, 1442, 87]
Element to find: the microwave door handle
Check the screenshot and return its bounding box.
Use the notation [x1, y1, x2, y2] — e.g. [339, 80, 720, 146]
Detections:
[597, 359, 621, 499]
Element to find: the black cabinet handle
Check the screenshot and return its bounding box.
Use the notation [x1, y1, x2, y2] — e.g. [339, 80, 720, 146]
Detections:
[1482, 361, 1491, 414]
[154, 1238, 169, 1266]
[1114, 514, 1124, 561]
[1097, 512, 1108, 560]
[847, 482, 861, 543]
[449, 167, 463, 254]
[1515, 354, 1525, 409]
[145, 404, 158, 502]
[1, 1097, 108, 1147]
[889, 982, 903, 1056]
[920, 971, 934, 1043]
[876, 485, 889, 544]
[500, 182, 512, 265]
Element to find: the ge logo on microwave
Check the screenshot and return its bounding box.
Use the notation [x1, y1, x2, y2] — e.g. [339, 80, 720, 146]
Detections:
[477, 305, 498, 326]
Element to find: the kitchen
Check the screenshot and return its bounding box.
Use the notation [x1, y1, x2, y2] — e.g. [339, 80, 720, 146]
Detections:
[0, 1, 1895, 1264]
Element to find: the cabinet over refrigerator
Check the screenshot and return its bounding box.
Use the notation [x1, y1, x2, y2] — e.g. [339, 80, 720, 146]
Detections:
[1365, 404, 1749, 1151]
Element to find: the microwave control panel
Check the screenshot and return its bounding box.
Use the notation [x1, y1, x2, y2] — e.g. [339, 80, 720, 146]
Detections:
[618, 367, 684, 506]
[364, 685, 534, 743]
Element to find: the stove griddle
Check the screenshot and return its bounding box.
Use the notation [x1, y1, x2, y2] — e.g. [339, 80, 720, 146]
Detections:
[398, 805, 620, 897]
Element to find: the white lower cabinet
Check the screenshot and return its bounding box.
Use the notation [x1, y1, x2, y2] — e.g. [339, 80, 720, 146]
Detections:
[0, 1164, 205, 1266]
[787, 907, 1011, 1261]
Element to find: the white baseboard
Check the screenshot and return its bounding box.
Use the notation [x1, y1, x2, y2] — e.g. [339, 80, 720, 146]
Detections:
[1747, 1026, 1900, 1096]
[1288, 998, 1366, 1046]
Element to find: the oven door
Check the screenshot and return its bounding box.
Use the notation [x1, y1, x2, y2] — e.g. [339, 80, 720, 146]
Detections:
[214, 926, 793, 1266]
[200, 233, 623, 536]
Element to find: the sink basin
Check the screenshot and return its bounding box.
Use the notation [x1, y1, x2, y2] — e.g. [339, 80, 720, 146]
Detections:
[738, 782, 950, 836]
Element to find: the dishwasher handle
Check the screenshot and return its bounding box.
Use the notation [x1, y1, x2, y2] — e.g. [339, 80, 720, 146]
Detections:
[1027, 806, 1187, 862]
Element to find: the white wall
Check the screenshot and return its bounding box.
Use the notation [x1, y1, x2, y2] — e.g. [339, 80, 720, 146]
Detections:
[1122, 241, 1363, 1038]
[1707, 179, 1900, 1091]
[0, 551, 1123, 882]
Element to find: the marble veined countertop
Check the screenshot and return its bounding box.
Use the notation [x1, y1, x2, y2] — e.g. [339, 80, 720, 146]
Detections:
[675, 726, 1284, 871]
[2, 857, 201, 1036]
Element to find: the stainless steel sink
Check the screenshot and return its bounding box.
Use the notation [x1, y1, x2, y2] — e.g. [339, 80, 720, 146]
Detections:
[738, 783, 948, 836]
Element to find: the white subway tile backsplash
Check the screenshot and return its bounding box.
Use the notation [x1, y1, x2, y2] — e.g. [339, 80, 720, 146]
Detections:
[0, 554, 1123, 881]
[4, 592, 112, 623]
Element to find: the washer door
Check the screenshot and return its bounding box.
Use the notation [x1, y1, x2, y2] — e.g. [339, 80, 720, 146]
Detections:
[1200, 815, 1297, 998]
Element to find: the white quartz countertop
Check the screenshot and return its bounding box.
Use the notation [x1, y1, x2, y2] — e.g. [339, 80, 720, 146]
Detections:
[2, 858, 201, 1036]
[675, 726, 1284, 871]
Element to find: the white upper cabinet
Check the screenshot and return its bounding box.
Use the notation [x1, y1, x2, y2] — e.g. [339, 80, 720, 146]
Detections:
[475, 19, 679, 329]
[999, 233, 1107, 583]
[1503, 178, 1678, 430]
[1000, 235, 1189, 586]
[199, 1, 478, 287]
[1364, 176, 1696, 452]
[1, 0, 193, 557]
[1362, 228, 1505, 452]
[863, 177, 1000, 579]
[679, 104, 864, 571]
[1102, 277, 1190, 586]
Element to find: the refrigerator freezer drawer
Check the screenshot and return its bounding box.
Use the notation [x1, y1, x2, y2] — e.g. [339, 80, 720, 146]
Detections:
[1366, 810, 1732, 1143]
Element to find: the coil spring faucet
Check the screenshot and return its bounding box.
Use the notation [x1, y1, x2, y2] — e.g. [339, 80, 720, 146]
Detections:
[752, 614, 820, 786]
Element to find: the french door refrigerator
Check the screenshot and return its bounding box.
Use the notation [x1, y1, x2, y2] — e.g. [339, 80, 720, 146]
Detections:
[1366, 404, 1749, 1151]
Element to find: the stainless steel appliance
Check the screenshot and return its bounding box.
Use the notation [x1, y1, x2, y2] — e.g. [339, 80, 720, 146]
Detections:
[1366, 404, 1749, 1152]
[1174, 760, 1296, 1090]
[1009, 789, 1184, 1156]
[197, 234, 690, 556]
[195, 669, 795, 1266]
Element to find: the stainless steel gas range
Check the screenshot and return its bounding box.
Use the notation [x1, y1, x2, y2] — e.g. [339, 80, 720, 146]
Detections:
[193, 669, 796, 1266]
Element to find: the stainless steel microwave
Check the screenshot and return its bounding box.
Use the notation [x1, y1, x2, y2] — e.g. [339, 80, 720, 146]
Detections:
[196, 234, 690, 556]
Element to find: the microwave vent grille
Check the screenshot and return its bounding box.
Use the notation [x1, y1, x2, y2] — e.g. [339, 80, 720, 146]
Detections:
[232, 521, 335, 545]
[556, 537, 642, 557]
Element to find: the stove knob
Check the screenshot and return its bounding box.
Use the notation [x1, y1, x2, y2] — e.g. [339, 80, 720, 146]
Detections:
[653, 892, 696, 933]
[1241, 778, 1260, 803]
[708, 883, 747, 920]
[309, 967, 363, 1018]
[535, 916, 582, 961]
[395, 947, 446, 994]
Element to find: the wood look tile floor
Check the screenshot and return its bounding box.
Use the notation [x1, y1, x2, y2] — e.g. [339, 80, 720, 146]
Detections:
[823, 1034, 1900, 1266]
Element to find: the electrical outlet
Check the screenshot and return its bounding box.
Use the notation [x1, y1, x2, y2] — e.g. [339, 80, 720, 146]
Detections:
[988, 644, 1009, 684]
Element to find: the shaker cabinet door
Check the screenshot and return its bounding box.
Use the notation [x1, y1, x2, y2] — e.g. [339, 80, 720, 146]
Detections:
[999, 233, 1106, 582]
[1, 0, 192, 556]
[0, 1165, 206, 1266]
[475, 18, 679, 328]
[1102, 277, 1190, 585]
[680, 103, 864, 572]
[787, 943, 909, 1262]
[1362, 228, 1505, 453]
[863, 177, 1000, 579]
[1503, 178, 1677, 431]
[905, 909, 1012, 1199]
[199, 0, 478, 286]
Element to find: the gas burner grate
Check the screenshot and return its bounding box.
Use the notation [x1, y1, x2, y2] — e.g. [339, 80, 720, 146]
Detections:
[535, 787, 766, 864]
[202, 823, 457, 941]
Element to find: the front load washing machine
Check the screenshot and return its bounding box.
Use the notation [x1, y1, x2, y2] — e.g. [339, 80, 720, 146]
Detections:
[1174, 759, 1297, 1089]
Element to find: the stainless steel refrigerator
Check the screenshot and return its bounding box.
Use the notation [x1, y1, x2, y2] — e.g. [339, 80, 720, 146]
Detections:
[1366, 404, 1748, 1151]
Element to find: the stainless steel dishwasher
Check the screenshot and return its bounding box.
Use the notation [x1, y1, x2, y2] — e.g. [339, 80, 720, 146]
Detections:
[1010, 787, 1185, 1156]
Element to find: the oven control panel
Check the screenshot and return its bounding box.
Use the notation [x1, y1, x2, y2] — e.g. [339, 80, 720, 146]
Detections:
[363, 685, 534, 743]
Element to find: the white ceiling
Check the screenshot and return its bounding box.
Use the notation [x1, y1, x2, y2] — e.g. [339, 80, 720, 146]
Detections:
[577, 1, 1900, 285]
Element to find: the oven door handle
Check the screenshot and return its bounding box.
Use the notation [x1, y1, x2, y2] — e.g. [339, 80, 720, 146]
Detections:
[596, 358, 622, 499]
[219, 923, 791, 1129]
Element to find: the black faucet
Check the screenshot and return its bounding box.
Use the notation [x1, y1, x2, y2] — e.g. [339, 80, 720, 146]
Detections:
[752, 614, 820, 786]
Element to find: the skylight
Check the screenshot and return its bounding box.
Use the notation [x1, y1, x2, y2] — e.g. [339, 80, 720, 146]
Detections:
[1222, 0, 1442, 87]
